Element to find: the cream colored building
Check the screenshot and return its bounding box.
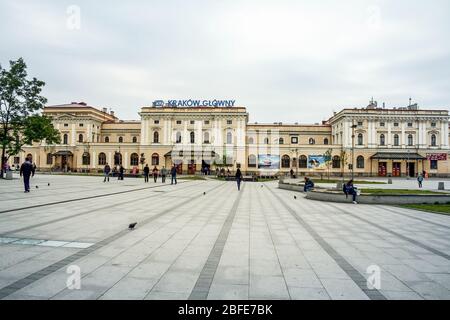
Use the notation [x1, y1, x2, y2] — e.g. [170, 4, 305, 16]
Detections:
[12, 100, 450, 177]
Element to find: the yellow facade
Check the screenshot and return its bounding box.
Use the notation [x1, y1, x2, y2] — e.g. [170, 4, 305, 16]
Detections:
[12, 101, 450, 177]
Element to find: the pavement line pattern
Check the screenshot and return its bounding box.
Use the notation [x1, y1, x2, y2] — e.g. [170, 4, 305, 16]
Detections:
[0, 182, 187, 215]
[266, 185, 387, 300]
[0, 182, 226, 299]
[375, 205, 450, 229]
[326, 203, 450, 261]
[188, 184, 245, 300]
[0, 237, 93, 248]
[0, 181, 201, 236]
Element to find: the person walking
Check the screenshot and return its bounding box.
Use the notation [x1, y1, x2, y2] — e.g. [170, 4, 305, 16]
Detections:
[343, 179, 358, 204]
[152, 166, 159, 183]
[119, 165, 125, 180]
[235, 168, 243, 191]
[143, 164, 150, 183]
[20, 157, 35, 193]
[417, 174, 424, 188]
[171, 165, 177, 185]
[103, 163, 111, 182]
[161, 166, 167, 183]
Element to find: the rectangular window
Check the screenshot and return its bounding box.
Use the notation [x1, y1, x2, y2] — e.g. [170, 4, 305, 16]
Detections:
[431, 122, 436, 127]
[79, 123, 84, 127]
[357, 121, 363, 126]
[190, 120, 195, 125]
[154, 120, 160, 124]
[380, 122, 385, 127]
[64, 123, 68, 127]
[394, 123, 399, 127]
[227, 120, 232, 125]
[176, 120, 182, 125]
[291, 137, 298, 144]
[204, 120, 210, 125]
[430, 160, 438, 170]
[408, 122, 413, 127]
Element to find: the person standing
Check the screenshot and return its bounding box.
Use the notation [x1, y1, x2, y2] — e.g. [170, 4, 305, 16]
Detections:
[171, 164, 177, 185]
[235, 168, 243, 191]
[119, 165, 125, 180]
[143, 164, 150, 183]
[152, 166, 159, 183]
[161, 166, 167, 183]
[20, 157, 35, 193]
[417, 174, 424, 188]
[103, 163, 111, 182]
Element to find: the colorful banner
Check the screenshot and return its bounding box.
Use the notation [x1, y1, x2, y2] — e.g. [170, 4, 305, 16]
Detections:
[258, 154, 280, 169]
[427, 153, 447, 161]
[307, 155, 327, 170]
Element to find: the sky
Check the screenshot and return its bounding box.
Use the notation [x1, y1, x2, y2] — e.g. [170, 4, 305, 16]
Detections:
[1, 0, 449, 124]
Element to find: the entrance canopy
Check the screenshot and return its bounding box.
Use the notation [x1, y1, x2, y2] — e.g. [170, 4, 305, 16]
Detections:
[370, 152, 425, 160]
[53, 150, 74, 156]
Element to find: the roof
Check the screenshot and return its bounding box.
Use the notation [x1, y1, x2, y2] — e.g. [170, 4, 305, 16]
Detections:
[370, 152, 426, 160]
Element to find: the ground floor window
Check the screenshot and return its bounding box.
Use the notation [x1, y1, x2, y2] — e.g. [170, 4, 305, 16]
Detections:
[47, 153, 53, 165]
[356, 156, 364, 169]
[430, 160, 438, 170]
[152, 153, 159, 166]
[98, 153, 106, 165]
[299, 155, 307, 168]
[82, 152, 90, 165]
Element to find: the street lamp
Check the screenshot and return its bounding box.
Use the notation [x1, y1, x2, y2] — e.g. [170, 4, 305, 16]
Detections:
[292, 148, 299, 178]
[351, 120, 357, 181]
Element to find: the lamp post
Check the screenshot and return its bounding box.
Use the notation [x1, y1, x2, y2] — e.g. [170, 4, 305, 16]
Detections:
[292, 148, 299, 178]
[351, 120, 357, 181]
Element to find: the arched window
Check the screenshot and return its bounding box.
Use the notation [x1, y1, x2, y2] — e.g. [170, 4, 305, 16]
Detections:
[357, 133, 363, 146]
[63, 134, 68, 145]
[324, 138, 329, 145]
[78, 134, 83, 143]
[204, 132, 210, 143]
[176, 132, 182, 143]
[153, 131, 159, 143]
[190, 132, 195, 144]
[408, 134, 413, 146]
[104, 136, 109, 143]
[309, 138, 315, 145]
[380, 134, 385, 146]
[248, 155, 257, 168]
[357, 156, 364, 169]
[279, 138, 284, 144]
[299, 155, 307, 168]
[130, 153, 139, 166]
[394, 134, 399, 146]
[431, 134, 437, 146]
[82, 152, 90, 165]
[118, 136, 123, 143]
[281, 155, 290, 168]
[248, 137, 254, 144]
[98, 153, 106, 165]
[152, 153, 159, 165]
[332, 156, 341, 169]
[46, 153, 53, 165]
[132, 136, 137, 143]
[227, 132, 232, 144]
[114, 152, 122, 165]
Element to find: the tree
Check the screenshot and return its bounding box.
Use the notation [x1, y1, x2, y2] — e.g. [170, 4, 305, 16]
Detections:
[323, 148, 333, 180]
[340, 149, 349, 180]
[0, 58, 59, 177]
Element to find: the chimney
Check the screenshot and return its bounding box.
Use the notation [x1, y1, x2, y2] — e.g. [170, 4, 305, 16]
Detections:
[102, 107, 107, 113]
[79, 102, 87, 106]
[383, 102, 385, 108]
[110, 110, 115, 117]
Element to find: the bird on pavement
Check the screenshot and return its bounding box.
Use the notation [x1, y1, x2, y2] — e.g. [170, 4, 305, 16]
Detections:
[203, 192, 206, 195]
[294, 195, 297, 199]
[35, 185, 39, 189]
[128, 222, 137, 230]
[48, 183, 50, 186]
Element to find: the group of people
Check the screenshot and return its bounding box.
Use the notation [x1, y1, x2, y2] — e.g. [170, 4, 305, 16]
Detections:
[102, 163, 178, 184]
[302, 176, 359, 204]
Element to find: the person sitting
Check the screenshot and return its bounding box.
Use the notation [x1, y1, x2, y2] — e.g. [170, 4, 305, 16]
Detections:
[304, 177, 314, 192]
[343, 179, 358, 204]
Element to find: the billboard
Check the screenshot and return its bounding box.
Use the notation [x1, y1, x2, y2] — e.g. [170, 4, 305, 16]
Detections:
[307, 155, 327, 170]
[258, 154, 280, 169]
[427, 153, 447, 161]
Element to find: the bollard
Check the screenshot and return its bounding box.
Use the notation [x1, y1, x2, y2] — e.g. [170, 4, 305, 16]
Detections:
[5, 171, 13, 180]
[438, 182, 445, 190]
[388, 178, 393, 184]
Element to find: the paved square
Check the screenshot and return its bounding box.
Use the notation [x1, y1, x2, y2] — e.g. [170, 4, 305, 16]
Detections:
[0, 174, 449, 300]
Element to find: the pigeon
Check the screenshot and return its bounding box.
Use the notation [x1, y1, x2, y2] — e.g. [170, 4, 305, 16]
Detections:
[48, 183, 50, 186]
[35, 185, 39, 189]
[128, 222, 137, 230]
[203, 192, 206, 195]
[294, 195, 297, 199]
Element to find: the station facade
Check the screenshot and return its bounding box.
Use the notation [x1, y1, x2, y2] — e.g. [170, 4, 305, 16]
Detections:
[13, 100, 450, 177]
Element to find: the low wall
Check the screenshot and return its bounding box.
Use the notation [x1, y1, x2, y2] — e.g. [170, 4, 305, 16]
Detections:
[305, 190, 450, 205]
[278, 181, 327, 193]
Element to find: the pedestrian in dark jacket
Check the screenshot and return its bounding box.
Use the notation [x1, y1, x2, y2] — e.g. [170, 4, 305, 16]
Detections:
[119, 165, 125, 180]
[103, 163, 111, 182]
[171, 165, 177, 185]
[152, 166, 159, 183]
[20, 157, 35, 192]
[143, 164, 150, 183]
[235, 168, 243, 191]
[304, 177, 314, 192]
[344, 179, 358, 204]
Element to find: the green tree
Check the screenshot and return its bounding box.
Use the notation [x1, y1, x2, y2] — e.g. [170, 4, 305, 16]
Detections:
[340, 149, 348, 180]
[323, 148, 333, 180]
[0, 58, 60, 177]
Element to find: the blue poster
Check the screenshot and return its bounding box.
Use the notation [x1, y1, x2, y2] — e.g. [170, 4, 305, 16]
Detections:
[258, 154, 280, 169]
[307, 155, 327, 170]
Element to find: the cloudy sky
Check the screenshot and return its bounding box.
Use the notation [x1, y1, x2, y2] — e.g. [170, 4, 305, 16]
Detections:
[1, 0, 449, 123]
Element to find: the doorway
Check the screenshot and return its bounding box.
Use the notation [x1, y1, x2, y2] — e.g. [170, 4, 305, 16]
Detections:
[392, 162, 401, 177]
[188, 160, 196, 175]
[408, 163, 415, 177]
[378, 162, 387, 176]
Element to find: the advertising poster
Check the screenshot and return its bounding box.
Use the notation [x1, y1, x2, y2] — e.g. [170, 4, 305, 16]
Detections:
[307, 155, 327, 170]
[258, 154, 280, 169]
